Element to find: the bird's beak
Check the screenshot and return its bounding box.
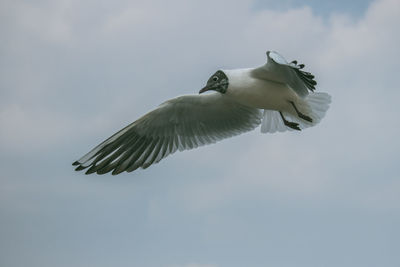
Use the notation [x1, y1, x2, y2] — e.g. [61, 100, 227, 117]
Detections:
[199, 85, 214, 94]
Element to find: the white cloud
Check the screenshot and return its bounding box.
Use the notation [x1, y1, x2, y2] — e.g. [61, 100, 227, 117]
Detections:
[1, 1, 399, 267]
[1, 0, 399, 185]
[1, 0, 73, 43]
[157, 0, 400, 210]
[0, 103, 119, 154]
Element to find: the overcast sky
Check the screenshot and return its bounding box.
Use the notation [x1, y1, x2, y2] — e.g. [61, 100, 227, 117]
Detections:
[1, 0, 399, 266]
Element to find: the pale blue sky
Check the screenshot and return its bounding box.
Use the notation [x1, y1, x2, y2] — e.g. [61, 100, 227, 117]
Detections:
[253, 0, 373, 16]
[0, 0, 399, 267]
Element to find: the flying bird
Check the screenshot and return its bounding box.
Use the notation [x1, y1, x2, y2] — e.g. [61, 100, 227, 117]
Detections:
[73, 51, 331, 175]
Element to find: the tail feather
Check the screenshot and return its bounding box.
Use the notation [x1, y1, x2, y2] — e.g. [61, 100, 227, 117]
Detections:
[261, 110, 289, 133]
[261, 92, 331, 133]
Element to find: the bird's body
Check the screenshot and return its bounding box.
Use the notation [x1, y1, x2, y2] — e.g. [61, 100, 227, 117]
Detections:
[224, 68, 301, 112]
[73, 51, 331, 175]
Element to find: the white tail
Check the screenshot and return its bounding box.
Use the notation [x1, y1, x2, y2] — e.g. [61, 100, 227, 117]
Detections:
[261, 92, 331, 133]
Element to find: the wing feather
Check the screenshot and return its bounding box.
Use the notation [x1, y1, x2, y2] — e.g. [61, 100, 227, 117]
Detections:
[251, 51, 317, 97]
[73, 92, 262, 175]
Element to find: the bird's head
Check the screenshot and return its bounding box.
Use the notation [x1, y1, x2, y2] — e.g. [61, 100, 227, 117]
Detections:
[199, 70, 229, 94]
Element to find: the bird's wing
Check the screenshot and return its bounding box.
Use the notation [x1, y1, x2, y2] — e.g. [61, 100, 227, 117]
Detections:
[251, 51, 317, 97]
[73, 92, 262, 175]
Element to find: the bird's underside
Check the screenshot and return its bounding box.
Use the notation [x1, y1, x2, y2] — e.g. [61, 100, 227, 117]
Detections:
[73, 51, 331, 175]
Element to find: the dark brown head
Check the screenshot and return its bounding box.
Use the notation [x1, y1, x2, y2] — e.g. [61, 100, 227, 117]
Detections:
[199, 70, 229, 94]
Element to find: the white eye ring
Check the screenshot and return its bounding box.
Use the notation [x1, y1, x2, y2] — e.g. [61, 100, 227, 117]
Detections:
[212, 76, 219, 82]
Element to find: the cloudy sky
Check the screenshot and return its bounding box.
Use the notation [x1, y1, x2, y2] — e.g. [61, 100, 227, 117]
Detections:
[1, 0, 399, 266]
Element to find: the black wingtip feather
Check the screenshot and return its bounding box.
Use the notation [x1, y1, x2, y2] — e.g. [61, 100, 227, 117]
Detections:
[85, 165, 98, 175]
[292, 65, 318, 92]
[72, 161, 80, 166]
[75, 165, 88, 171]
[96, 165, 115, 175]
[112, 168, 125, 175]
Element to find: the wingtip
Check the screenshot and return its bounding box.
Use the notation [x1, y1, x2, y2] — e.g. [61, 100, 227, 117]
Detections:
[75, 165, 87, 171]
[72, 161, 80, 166]
[85, 166, 97, 175]
[112, 168, 125, 175]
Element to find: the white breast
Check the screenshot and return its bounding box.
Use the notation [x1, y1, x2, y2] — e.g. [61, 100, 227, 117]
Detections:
[223, 68, 299, 112]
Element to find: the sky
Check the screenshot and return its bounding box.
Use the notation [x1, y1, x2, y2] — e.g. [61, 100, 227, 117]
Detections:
[0, 0, 399, 266]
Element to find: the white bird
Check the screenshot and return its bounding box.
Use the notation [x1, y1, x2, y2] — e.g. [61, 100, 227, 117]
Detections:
[73, 51, 331, 175]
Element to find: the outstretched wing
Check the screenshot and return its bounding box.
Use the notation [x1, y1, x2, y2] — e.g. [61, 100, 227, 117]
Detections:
[73, 92, 262, 175]
[251, 51, 317, 97]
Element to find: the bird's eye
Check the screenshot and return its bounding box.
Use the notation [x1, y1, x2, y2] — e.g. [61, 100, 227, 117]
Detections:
[212, 76, 219, 82]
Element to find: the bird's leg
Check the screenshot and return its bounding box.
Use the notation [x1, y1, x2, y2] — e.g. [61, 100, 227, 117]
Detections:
[279, 111, 301, 131]
[289, 101, 313, 122]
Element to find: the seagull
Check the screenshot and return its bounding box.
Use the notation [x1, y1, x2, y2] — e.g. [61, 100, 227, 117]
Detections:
[73, 51, 331, 175]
